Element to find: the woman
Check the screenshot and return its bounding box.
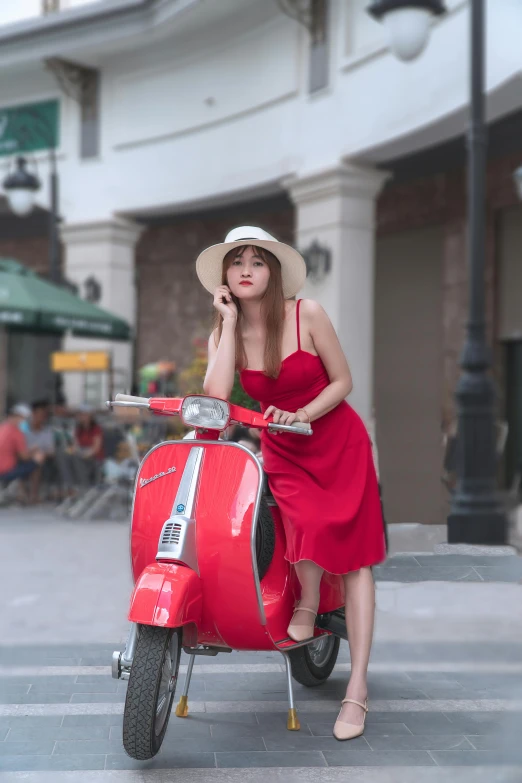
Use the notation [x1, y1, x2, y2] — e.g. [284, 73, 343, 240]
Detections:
[198, 226, 386, 741]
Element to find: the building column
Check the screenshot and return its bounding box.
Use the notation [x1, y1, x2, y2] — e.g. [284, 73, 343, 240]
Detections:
[285, 163, 389, 423]
[60, 218, 143, 407]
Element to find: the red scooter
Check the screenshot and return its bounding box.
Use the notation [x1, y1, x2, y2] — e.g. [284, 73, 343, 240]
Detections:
[109, 392, 349, 760]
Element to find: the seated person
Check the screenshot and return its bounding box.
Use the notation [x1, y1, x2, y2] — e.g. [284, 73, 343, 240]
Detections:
[0, 404, 45, 489]
[24, 400, 56, 503]
[67, 406, 105, 488]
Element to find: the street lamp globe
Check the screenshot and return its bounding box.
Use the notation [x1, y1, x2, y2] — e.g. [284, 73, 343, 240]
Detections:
[2, 156, 41, 217]
[367, 1, 447, 62]
[513, 165, 522, 202]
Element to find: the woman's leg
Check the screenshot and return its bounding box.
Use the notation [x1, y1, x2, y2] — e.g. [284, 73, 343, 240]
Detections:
[338, 566, 375, 725]
[292, 560, 324, 624]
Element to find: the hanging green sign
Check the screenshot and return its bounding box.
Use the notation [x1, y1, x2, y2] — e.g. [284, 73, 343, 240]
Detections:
[0, 99, 60, 158]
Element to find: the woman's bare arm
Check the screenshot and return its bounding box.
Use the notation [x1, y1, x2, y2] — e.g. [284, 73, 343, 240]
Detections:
[203, 323, 237, 399]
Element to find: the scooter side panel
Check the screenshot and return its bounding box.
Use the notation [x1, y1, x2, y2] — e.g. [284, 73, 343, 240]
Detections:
[194, 445, 271, 650]
[131, 441, 269, 649]
[128, 562, 202, 627]
[131, 444, 194, 583]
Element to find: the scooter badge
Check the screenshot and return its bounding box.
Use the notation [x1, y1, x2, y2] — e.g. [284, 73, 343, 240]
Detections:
[176, 504, 185, 513]
[139, 466, 176, 488]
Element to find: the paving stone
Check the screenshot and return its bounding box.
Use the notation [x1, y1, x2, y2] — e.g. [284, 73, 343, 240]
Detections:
[0, 687, 30, 697]
[167, 737, 265, 752]
[0, 740, 55, 755]
[382, 555, 422, 567]
[307, 721, 412, 737]
[0, 730, 7, 741]
[215, 751, 327, 768]
[62, 715, 122, 727]
[374, 567, 479, 582]
[0, 694, 71, 705]
[69, 693, 125, 703]
[75, 675, 120, 684]
[474, 567, 522, 582]
[324, 750, 437, 766]
[400, 714, 456, 734]
[106, 752, 216, 769]
[0, 717, 63, 729]
[197, 712, 258, 725]
[466, 735, 519, 751]
[443, 714, 510, 733]
[58, 683, 119, 694]
[0, 754, 106, 771]
[414, 555, 520, 567]
[432, 750, 522, 765]
[10, 677, 77, 687]
[209, 723, 313, 739]
[263, 734, 369, 751]
[365, 734, 474, 751]
[199, 689, 254, 701]
[6, 726, 110, 741]
[53, 739, 124, 755]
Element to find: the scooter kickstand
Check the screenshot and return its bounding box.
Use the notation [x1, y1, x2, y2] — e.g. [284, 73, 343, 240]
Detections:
[175, 653, 195, 718]
[282, 653, 300, 731]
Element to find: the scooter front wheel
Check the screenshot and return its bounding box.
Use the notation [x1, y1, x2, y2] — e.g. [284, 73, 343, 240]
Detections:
[122, 625, 181, 760]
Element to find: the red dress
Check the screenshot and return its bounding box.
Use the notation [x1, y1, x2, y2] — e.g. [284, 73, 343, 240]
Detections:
[239, 299, 386, 575]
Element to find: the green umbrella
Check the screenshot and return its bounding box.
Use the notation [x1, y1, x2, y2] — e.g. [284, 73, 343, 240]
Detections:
[0, 259, 130, 340]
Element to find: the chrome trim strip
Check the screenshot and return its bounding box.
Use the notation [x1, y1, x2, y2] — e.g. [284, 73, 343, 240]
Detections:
[156, 447, 203, 574]
[130, 439, 266, 626]
[172, 447, 203, 519]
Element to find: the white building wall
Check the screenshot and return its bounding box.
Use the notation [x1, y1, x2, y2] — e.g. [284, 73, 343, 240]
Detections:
[1, 1, 521, 224]
[0, 0, 95, 26]
[0, 0, 521, 412]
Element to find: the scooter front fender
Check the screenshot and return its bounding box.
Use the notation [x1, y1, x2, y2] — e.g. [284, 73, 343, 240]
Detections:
[128, 562, 202, 628]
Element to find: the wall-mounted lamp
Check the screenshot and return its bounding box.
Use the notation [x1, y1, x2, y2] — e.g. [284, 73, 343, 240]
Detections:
[302, 239, 331, 283]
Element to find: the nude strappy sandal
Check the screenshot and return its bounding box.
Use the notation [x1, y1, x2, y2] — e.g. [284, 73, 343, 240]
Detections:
[287, 605, 317, 643]
[332, 698, 368, 741]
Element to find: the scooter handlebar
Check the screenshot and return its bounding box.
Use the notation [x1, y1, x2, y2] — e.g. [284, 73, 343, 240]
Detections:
[106, 393, 151, 410]
[267, 421, 312, 436]
[114, 393, 150, 404]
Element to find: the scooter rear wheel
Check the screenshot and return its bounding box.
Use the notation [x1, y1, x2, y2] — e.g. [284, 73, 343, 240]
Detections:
[288, 634, 340, 687]
[256, 496, 275, 581]
[122, 625, 181, 760]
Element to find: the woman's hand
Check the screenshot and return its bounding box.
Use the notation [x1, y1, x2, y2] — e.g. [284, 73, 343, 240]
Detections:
[213, 285, 238, 322]
[263, 406, 309, 432]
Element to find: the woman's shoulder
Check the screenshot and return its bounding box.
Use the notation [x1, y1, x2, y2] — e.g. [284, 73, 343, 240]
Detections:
[298, 298, 327, 321]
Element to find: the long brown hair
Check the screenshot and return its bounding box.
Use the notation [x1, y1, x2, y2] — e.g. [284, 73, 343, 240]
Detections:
[212, 244, 286, 378]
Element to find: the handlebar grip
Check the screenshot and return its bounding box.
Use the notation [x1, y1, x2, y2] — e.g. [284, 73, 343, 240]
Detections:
[291, 422, 312, 432]
[114, 393, 150, 404]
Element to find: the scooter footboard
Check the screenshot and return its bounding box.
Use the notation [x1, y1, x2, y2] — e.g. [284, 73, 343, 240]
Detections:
[128, 563, 202, 628]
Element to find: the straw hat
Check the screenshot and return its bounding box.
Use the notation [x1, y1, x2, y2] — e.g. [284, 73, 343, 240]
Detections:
[195, 226, 307, 299]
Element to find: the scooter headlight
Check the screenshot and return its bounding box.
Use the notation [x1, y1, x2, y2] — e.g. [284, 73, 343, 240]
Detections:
[181, 395, 230, 431]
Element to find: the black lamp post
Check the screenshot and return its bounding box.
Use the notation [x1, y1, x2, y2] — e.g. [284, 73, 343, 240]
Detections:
[2, 147, 61, 285]
[367, 0, 508, 544]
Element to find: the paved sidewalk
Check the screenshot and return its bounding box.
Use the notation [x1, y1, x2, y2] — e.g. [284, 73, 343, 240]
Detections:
[0, 508, 521, 779]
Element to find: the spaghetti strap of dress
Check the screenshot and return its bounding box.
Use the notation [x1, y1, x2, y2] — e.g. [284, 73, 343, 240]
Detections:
[296, 299, 301, 351]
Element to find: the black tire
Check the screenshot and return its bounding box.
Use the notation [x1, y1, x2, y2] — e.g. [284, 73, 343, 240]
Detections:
[289, 634, 340, 687]
[255, 496, 275, 581]
[122, 626, 181, 760]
